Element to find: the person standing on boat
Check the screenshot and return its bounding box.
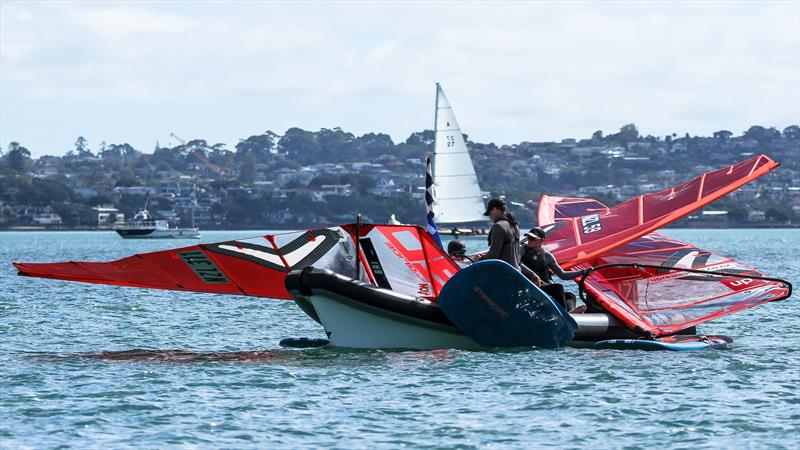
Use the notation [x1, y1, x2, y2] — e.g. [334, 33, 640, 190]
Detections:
[475, 198, 521, 270]
[519, 227, 584, 310]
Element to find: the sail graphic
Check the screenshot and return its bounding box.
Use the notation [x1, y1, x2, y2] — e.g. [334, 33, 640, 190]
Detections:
[432, 83, 486, 225]
[537, 195, 609, 226]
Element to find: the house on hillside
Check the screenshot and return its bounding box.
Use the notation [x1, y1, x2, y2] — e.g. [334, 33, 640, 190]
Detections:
[93, 204, 124, 228]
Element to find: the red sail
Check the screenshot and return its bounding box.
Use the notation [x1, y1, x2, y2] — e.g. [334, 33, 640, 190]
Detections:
[573, 233, 791, 336]
[539, 155, 779, 269]
[13, 225, 458, 301]
[353, 224, 459, 299]
[537, 189, 791, 337]
[14, 227, 353, 299]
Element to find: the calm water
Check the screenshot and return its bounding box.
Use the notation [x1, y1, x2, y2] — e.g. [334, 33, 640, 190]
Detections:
[1, 229, 798, 449]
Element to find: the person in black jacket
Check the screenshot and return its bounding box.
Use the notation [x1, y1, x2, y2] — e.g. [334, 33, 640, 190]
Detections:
[519, 226, 585, 311]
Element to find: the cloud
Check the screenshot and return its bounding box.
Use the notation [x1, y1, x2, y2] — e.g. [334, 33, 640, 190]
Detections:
[1, 1, 798, 156]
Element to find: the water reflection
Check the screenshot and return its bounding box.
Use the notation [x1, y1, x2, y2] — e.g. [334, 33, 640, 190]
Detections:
[27, 348, 291, 364]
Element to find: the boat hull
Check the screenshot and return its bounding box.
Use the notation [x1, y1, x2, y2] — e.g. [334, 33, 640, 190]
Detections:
[285, 267, 640, 350]
[115, 228, 201, 239]
[304, 292, 481, 350]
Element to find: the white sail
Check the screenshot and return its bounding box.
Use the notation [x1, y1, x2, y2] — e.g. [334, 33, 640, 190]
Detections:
[432, 84, 487, 225]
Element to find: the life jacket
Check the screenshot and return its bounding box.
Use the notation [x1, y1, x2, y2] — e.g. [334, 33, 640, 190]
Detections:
[520, 247, 552, 284]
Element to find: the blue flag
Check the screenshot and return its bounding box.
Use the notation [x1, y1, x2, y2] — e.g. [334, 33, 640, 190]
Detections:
[425, 156, 444, 248]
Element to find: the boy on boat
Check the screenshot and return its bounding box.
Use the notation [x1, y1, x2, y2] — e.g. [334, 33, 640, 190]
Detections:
[447, 240, 472, 267]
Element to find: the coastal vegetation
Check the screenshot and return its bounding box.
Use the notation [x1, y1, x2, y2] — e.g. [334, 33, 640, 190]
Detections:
[1, 124, 798, 229]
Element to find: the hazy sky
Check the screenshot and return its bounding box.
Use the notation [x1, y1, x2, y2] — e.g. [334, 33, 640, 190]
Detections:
[2, 1, 799, 158]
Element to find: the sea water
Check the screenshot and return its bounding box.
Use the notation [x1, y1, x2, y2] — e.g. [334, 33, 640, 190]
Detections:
[1, 229, 798, 449]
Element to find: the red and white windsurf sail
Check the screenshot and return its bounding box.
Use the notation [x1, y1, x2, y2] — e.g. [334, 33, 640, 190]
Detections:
[14, 225, 458, 301]
[537, 175, 792, 337]
[572, 234, 791, 337]
[539, 154, 780, 269]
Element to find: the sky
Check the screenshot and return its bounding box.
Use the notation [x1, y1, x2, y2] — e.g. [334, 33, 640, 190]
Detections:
[1, 1, 799, 158]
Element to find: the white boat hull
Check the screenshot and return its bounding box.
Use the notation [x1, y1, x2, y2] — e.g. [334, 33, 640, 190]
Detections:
[285, 267, 641, 350]
[305, 293, 482, 350]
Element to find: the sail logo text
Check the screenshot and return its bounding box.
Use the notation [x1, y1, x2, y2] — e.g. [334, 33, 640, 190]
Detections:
[581, 214, 602, 234]
[178, 250, 229, 284]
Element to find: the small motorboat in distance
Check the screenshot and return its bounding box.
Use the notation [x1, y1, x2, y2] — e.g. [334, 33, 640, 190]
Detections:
[114, 209, 201, 239]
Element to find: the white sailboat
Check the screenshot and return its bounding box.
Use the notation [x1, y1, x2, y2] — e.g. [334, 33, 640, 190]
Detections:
[431, 83, 488, 229]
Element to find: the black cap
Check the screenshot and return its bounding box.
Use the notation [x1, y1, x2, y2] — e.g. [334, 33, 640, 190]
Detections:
[483, 198, 506, 216]
[524, 227, 546, 240]
[447, 240, 466, 256]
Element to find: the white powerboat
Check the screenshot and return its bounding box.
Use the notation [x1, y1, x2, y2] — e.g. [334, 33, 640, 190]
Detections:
[114, 209, 201, 239]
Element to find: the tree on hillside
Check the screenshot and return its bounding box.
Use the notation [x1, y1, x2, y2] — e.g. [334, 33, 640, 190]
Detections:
[238, 153, 257, 184]
[765, 206, 792, 223]
[713, 130, 732, 140]
[2, 142, 31, 172]
[235, 132, 278, 163]
[744, 126, 781, 144]
[405, 130, 435, 147]
[783, 125, 800, 140]
[278, 128, 321, 165]
[317, 128, 356, 158]
[75, 136, 93, 157]
[606, 124, 639, 144]
[356, 133, 394, 160]
[100, 143, 138, 161]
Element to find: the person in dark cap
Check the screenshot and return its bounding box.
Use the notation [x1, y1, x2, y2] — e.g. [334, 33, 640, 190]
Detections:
[519, 226, 586, 311]
[475, 198, 520, 270]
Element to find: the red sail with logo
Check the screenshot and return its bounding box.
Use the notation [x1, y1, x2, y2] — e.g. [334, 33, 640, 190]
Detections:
[539, 154, 779, 269]
[13, 225, 458, 301]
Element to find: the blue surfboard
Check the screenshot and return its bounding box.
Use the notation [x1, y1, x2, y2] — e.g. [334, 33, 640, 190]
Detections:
[592, 335, 732, 351]
[437, 260, 578, 349]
